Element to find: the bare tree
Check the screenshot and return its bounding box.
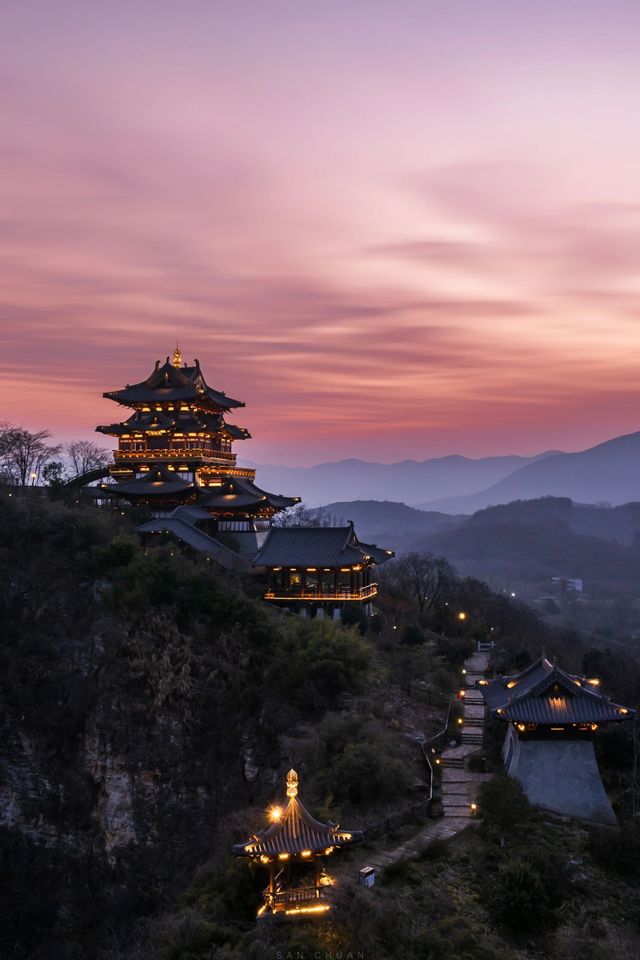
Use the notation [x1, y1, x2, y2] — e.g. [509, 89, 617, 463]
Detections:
[0, 425, 61, 486]
[66, 440, 110, 478]
[381, 552, 455, 617]
[272, 504, 336, 527]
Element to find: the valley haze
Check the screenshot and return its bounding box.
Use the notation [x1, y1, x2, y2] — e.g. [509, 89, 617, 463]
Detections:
[243, 428, 640, 511]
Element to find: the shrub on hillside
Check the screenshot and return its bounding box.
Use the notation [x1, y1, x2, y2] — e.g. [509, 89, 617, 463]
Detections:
[479, 773, 532, 842]
[490, 856, 554, 932]
[266, 619, 371, 711]
[402, 623, 427, 645]
[92, 535, 140, 575]
[329, 738, 412, 805]
[588, 822, 640, 875]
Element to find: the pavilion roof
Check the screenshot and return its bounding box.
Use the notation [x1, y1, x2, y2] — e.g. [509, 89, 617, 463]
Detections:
[96, 408, 250, 439]
[105, 465, 196, 499]
[233, 770, 360, 858]
[254, 524, 393, 568]
[199, 477, 300, 513]
[483, 656, 634, 724]
[103, 358, 244, 410]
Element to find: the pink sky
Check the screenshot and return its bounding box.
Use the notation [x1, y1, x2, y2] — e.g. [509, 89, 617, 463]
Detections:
[2, 1, 640, 465]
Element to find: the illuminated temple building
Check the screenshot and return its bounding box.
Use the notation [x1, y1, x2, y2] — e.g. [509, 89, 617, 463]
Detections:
[96, 347, 300, 553]
[96, 348, 394, 609]
[254, 524, 394, 619]
[482, 657, 635, 825]
[233, 769, 360, 918]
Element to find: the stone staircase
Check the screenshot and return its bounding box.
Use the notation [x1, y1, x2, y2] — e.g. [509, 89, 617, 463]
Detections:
[331, 650, 491, 886]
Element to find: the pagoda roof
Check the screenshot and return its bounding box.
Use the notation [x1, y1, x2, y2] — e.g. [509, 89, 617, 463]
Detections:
[199, 477, 300, 513]
[96, 409, 250, 439]
[104, 465, 196, 500]
[103, 358, 244, 410]
[254, 524, 394, 568]
[483, 657, 634, 725]
[233, 770, 360, 858]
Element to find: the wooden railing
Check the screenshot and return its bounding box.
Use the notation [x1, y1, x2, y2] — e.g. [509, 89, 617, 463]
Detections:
[272, 886, 325, 907]
[114, 449, 236, 463]
[264, 583, 378, 602]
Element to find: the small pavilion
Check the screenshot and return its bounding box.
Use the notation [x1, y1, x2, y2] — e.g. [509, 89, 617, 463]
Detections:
[481, 656, 635, 824]
[233, 769, 361, 918]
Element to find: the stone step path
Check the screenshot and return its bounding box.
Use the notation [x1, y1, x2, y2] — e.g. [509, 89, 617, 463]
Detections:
[332, 649, 491, 889]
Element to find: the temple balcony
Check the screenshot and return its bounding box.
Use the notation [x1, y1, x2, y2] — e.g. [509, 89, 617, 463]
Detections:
[264, 583, 378, 602]
[114, 448, 237, 463]
[268, 885, 331, 917]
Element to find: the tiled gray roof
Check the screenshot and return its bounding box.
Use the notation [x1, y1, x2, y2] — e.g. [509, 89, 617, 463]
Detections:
[199, 477, 299, 512]
[106, 465, 195, 498]
[254, 525, 391, 568]
[104, 359, 244, 409]
[483, 657, 634, 724]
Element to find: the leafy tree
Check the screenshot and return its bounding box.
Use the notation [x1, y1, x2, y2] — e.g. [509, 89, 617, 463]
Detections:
[266, 618, 371, 710]
[492, 857, 552, 931]
[330, 738, 412, 804]
[42, 459, 67, 486]
[479, 773, 531, 842]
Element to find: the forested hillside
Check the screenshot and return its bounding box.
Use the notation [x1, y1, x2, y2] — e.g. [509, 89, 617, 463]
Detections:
[1, 491, 639, 960]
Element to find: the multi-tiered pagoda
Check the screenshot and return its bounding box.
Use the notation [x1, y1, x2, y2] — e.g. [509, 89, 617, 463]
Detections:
[97, 348, 300, 537]
[96, 348, 394, 599]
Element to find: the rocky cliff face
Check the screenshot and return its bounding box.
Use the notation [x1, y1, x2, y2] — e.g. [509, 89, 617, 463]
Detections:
[0, 496, 284, 959]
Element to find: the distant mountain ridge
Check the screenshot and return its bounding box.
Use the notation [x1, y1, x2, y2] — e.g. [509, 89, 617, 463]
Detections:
[244, 429, 640, 512]
[319, 500, 464, 551]
[316, 496, 640, 600]
[418, 431, 640, 513]
[241, 450, 559, 507]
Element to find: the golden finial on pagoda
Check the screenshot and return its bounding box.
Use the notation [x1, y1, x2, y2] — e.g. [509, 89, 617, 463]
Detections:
[172, 343, 182, 368]
[286, 769, 299, 798]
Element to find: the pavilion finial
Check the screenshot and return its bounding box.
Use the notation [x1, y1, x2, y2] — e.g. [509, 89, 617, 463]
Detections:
[286, 769, 298, 798]
[172, 343, 182, 368]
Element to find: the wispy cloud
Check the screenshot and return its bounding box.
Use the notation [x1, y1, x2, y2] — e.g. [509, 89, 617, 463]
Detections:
[2, 2, 640, 463]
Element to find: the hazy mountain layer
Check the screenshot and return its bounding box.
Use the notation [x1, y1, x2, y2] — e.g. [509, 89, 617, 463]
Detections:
[418, 431, 640, 513]
[320, 499, 465, 550]
[242, 450, 557, 507]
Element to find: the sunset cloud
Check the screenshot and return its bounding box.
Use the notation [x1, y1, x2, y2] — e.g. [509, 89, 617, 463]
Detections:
[2, 2, 640, 464]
